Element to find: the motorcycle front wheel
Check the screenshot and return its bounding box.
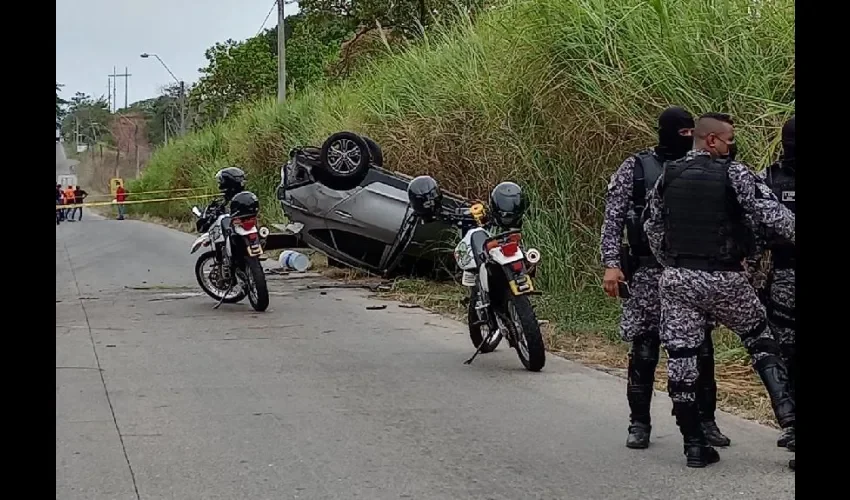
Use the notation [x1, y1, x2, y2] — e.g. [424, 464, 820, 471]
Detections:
[195, 251, 247, 303]
[244, 256, 269, 312]
[468, 287, 501, 353]
[502, 294, 546, 372]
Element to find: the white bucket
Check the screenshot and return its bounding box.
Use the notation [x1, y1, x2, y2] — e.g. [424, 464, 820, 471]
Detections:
[279, 250, 311, 272]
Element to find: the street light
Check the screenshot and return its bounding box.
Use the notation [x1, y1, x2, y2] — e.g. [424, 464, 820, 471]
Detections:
[140, 52, 186, 136]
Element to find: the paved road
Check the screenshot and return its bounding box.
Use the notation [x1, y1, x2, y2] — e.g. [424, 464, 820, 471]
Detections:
[56, 215, 795, 500]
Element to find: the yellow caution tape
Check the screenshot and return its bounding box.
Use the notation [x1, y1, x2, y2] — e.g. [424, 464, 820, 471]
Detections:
[70, 187, 214, 199]
[56, 193, 219, 210]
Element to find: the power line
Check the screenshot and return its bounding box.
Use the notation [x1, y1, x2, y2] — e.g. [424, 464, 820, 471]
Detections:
[256, 0, 276, 37]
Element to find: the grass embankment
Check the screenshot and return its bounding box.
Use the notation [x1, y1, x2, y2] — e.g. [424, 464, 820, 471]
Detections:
[128, 0, 794, 422]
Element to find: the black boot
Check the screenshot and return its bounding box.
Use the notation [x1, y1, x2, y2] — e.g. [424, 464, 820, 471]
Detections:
[673, 401, 720, 468]
[775, 344, 796, 448]
[627, 422, 651, 449]
[777, 427, 795, 448]
[701, 421, 731, 447]
[753, 354, 795, 429]
[697, 331, 731, 447]
[625, 335, 659, 449]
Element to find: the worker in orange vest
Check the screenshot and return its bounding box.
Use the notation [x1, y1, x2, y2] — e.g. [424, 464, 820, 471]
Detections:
[63, 185, 76, 221]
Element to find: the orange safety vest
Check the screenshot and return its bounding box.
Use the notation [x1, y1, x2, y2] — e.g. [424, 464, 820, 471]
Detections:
[64, 188, 76, 204]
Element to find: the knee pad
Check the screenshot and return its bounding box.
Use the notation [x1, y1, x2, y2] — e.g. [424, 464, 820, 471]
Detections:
[631, 334, 661, 362]
[665, 346, 699, 399]
[629, 334, 660, 385]
[667, 379, 698, 402]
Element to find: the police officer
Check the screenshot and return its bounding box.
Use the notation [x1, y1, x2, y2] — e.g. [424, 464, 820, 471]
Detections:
[644, 112, 795, 468]
[759, 116, 796, 467]
[600, 107, 730, 450]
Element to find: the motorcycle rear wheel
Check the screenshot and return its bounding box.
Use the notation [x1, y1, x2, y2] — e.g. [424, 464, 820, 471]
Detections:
[502, 295, 546, 372]
[244, 257, 269, 312]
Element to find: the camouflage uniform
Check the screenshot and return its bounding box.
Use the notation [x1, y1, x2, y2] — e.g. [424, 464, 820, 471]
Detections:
[644, 149, 795, 464]
[756, 162, 796, 449]
[601, 149, 727, 448]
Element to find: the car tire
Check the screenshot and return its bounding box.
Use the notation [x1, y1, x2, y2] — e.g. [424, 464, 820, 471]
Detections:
[361, 135, 384, 167]
[316, 131, 372, 191]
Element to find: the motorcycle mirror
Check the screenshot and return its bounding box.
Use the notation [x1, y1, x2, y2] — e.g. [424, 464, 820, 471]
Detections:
[191, 206, 202, 217]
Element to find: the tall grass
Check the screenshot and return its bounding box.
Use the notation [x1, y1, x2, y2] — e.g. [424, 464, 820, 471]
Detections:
[132, 0, 795, 334]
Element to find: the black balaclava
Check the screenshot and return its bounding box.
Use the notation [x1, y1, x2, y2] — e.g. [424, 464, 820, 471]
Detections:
[656, 106, 695, 161]
[781, 115, 795, 170]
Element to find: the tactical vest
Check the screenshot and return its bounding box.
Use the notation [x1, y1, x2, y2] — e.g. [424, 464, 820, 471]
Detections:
[625, 151, 663, 266]
[764, 162, 796, 268]
[659, 155, 753, 271]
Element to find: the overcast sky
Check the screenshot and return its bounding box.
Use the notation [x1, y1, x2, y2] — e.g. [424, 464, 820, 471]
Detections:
[56, 0, 299, 106]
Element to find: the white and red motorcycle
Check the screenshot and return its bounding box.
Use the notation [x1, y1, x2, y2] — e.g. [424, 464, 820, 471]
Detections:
[190, 194, 270, 312]
[444, 202, 545, 371]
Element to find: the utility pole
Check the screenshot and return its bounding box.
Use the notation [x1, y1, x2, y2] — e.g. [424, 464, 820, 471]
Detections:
[124, 66, 130, 109]
[107, 77, 112, 112]
[108, 67, 132, 111]
[179, 81, 186, 136]
[112, 66, 116, 111]
[277, 0, 286, 103]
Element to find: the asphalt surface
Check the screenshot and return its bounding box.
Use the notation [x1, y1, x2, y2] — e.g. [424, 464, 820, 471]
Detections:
[56, 214, 796, 500]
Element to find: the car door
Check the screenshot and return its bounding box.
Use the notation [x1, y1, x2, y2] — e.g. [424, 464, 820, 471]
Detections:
[325, 180, 409, 245]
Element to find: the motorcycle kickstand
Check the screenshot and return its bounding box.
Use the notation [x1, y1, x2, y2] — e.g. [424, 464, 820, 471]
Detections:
[463, 327, 499, 366]
[213, 280, 235, 310]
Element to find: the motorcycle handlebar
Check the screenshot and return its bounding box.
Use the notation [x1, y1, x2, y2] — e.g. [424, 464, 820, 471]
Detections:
[436, 207, 477, 224]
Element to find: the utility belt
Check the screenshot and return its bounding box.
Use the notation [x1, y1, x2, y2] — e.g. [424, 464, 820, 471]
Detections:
[665, 255, 743, 272]
[634, 254, 662, 269]
[619, 244, 661, 282]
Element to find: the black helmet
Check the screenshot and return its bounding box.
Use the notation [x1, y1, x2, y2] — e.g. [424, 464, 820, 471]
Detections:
[407, 175, 443, 219]
[216, 167, 246, 200]
[489, 181, 527, 228]
[230, 191, 260, 218]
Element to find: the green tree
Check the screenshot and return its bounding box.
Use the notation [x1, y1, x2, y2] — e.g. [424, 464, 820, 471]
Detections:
[129, 83, 185, 146]
[190, 12, 355, 125]
[56, 82, 68, 125]
[61, 92, 113, 145]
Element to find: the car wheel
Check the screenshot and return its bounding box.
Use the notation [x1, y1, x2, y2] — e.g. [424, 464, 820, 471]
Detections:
[361, 135, 384, 167]
[316, 132, 372, 191]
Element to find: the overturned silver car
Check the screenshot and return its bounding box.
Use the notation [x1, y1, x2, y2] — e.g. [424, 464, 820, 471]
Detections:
[276, 132, 469, 277]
